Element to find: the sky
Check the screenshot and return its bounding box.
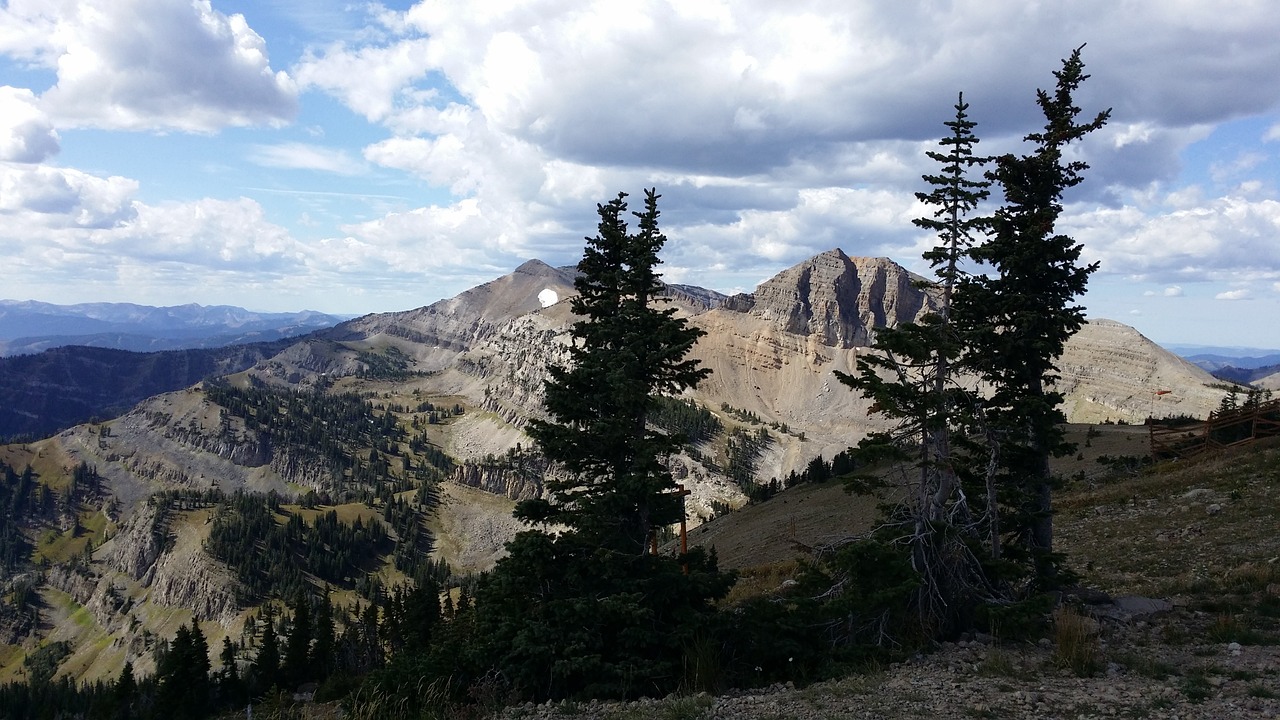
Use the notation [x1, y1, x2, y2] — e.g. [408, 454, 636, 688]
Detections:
[2, 1, 1279, 348]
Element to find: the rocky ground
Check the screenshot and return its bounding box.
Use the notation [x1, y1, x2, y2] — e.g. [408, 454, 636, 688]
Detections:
[501, 618, 1280, 719]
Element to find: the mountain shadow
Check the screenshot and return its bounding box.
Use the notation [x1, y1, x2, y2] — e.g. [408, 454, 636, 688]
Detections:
[0, 340, 300, 440]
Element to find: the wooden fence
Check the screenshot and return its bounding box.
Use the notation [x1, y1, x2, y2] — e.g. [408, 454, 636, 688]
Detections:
[1149, 398, 1280, 461]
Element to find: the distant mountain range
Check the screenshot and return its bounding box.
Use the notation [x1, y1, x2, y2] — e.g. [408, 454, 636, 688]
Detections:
[1161, 347, 1280, 388]
[0, 300, 348, 356]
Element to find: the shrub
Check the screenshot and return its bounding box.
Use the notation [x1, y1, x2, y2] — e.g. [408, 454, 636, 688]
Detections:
[1052, 606, 1101, 676]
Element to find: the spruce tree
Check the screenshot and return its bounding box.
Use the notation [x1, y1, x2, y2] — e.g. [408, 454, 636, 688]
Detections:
[113, 661, 136, 720]
[251, 610, 280, 696]
[281, 593, 312, 689]
[473, 189, 732, 700]
[835, 93, 990, 633]
[523, 188, 712, 553]
[155, 622, 211, 719]
[954, 46, 1110, 584]
[310, 587, 336, 680]
[218, 635, 244, 707]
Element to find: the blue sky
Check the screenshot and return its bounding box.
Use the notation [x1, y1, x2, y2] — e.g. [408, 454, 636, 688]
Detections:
[2, 1, 1279, 348]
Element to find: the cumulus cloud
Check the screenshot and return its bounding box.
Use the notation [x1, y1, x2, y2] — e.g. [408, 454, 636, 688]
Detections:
[0, 163, 137, 228]
[0, 87, 59, 162]
[300, 1, 1280, 173]
[1215, 289, 1252, 301]
[280, 0, 1280, 293]
[0, 166, 316, 306]
[2, 0, 297, 131]
[293, 38, 435, 123]
[1071, 195, 1280, 282]
[1164, 286, 1184, 297]
[326, 198, 536, 275]
[113, 198, 301, 270]
[6, 0, 1280, 317]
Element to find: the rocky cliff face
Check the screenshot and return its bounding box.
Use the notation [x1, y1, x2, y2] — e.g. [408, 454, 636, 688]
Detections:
[724, 249, 936, 347]
[450, 456, 548, 501]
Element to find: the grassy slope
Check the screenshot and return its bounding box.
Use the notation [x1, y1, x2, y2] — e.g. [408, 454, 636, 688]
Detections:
[685, 422, 1278, 631]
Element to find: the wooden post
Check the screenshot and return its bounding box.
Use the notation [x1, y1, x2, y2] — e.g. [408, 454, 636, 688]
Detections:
[675, 484, 690, 574]
[678, 484, 689, 554]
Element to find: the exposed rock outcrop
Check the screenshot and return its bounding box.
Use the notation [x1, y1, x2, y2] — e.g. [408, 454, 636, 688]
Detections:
[724, 250, 936, 348]
[101, 501, 164, 580]
[145, 539, 240, 626]
[451, 457, 547, 501]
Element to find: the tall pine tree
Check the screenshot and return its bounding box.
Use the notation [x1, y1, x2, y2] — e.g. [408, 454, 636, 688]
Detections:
[836, 93, 991, 634]
[955, 46, 1110, 585]
[472, 189, 732, 701]
[523, 188, 712, 553]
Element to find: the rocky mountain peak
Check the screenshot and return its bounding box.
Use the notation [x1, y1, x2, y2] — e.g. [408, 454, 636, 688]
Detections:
[723, 249, 936, 347]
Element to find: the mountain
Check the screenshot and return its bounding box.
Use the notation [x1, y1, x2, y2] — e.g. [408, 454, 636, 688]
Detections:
[0, 339, 304, 440]
[1057, 319, 1230, 422]
[723, 250, 931, 347]
[1257, 369, 1280, 391]
[1183, 353, 1280, 371]
[0, 300, 345, 356]
[1206, 363, 1280, 386]
[0, 250, 1232, 687]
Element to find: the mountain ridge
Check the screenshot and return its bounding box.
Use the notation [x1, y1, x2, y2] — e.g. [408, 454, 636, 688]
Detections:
[0, 300, 346, 357]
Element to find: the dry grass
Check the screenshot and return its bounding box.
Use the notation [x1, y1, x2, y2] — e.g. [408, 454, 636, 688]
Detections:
[684, 476, 884, 571]
[1052, 606, 1101, 676]
[1056, 437, 1280, 597]
[722, 560, 801, 605]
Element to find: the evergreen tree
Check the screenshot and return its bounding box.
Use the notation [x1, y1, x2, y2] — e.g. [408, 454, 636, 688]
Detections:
[835, 93, 991, 633]
[472, 190, 733, 700]
[112, 661, 136, 720]
[310, 587, 336, 680]
[954, 46, 1110, 584]
[401, 577, 440, 655]
[155, 622, 211, 719]
[218, 635, 245, 707]
[282, 593, 312, 689]
[523, 189, 712, 553]
[251, 609, 281, 697]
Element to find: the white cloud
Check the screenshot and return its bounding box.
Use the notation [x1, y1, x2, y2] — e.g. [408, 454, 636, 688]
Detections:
[6, 0, 1280, 319]
[1215, 289, 1252, 301]
[299, 1, 1280, 173]
[0, 161, 310, 299]
[0, 87, 59, 162]
[114, 198, 301, 270]
[1164, 286, 1183, 297]
[1266, 123, 1280, 142]
[326, 198, 532, 275]
[280, 0, 1280, 294]
[2, 0, 297, 131]
[0, 163, 137, 228]
[293, 38, 434, 123]
[1072, 194, 1280, 282]
[251, 143, 366, 175]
